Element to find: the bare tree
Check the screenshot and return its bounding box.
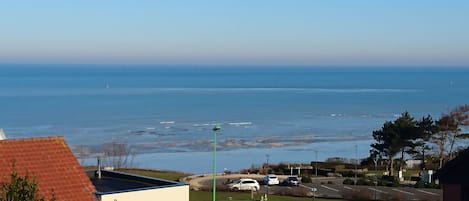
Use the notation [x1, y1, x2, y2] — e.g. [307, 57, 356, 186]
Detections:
[101, 141, 136, 169]
[447, 105, 469, 160]
[433, 115, 455, 169]
[73, 145, 91, 165]
[433, 105, 469, 168]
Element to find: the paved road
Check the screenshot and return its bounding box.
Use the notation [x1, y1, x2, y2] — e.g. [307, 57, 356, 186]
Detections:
[301, 179, 442, 201]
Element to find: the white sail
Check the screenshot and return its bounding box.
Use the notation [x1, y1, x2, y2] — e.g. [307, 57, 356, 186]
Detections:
[0, 128, 6, 140]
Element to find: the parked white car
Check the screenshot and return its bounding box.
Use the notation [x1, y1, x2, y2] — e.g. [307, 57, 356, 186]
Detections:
[263, 174, 280, 185]
[228, 178, 260, 191]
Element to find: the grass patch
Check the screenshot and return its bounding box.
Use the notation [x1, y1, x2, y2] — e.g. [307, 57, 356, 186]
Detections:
[117, 168, 192, 181]
[190, 190, 344, 201]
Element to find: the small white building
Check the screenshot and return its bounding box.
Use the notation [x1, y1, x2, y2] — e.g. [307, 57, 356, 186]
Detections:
[406, 159, 422, 169]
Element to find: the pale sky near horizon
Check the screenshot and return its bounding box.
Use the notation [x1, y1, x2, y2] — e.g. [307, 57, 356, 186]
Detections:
[1, 0, 469, 66]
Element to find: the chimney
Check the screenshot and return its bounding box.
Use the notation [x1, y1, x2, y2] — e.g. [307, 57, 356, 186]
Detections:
[97, 157, 102, 179]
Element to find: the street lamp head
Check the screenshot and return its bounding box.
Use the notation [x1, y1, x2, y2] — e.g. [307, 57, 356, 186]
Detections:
[213, 125, 221, 132]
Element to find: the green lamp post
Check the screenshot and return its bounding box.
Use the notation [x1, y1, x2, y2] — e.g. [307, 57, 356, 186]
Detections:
[212, 125, 221, 201]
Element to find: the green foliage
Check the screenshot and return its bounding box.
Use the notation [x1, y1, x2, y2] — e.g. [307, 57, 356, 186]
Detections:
[300, 176, 311, 183]
[371, 112, 437, 176]
[413, 180, 440, 189]
[379, 179, 400, 187]
[342, 178, 354, 185]
[356, 178, 374, 186]
[0, 169, 55, 201]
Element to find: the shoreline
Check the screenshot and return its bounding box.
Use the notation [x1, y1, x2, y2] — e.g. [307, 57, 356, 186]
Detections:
[82, 139, 373, 174]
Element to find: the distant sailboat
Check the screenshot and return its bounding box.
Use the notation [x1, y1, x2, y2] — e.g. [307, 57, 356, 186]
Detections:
[0, 128, 6, 140]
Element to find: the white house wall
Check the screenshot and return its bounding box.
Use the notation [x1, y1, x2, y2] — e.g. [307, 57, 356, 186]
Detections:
[99, 185, 189, 201]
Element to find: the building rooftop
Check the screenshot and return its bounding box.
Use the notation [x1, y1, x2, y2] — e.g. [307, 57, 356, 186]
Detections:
[0, 136, 96, 201]
[436, 148, 469, 184]
[88, 170, 185, 195]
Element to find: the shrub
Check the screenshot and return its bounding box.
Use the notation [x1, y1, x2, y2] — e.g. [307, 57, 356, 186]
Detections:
[414, 180, 426, 188]
[0, 168, 56, 201]
[414, 181, 440, 189]
[301, 176, 312, 183]
[343, 178, 355, 185]
[356, 178, 374, 186]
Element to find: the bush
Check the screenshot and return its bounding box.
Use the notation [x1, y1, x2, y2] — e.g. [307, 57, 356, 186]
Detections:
[356, 178, 374, 186]
[414, 180, 426, 188]
[387, 180, 401, 187]
[343, 178, 355, 185]
[414, 180, 440, 189]
[301, 176, 312, 183]
[0, 168, 56, 201]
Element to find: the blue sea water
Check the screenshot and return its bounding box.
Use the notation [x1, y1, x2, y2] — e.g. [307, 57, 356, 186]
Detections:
[1, 64, 468, 173]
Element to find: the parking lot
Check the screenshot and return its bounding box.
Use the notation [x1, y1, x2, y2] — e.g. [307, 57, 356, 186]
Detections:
[185, 174, 442, 201]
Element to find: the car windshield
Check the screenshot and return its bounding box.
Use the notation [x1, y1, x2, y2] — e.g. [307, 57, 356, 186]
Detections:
[289, 177, 298, 181]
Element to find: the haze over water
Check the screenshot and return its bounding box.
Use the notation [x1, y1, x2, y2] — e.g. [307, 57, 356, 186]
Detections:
[1, 65, 468, 173]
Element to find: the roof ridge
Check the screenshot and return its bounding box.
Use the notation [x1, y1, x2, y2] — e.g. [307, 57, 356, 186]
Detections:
[0, 136, 64, 142]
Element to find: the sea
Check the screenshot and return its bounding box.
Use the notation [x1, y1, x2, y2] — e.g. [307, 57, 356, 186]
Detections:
[1, 64, 468, 173]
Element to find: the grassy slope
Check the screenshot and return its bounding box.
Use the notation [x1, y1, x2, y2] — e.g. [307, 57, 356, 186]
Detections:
[191, 190, 343, 201]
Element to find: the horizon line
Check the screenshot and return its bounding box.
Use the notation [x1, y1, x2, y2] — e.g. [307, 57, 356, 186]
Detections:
[1, 62, 469, 69]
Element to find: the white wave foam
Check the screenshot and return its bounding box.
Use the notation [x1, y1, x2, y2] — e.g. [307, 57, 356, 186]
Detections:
[192, 123, 220, 127]
[228, 122, 252, 126]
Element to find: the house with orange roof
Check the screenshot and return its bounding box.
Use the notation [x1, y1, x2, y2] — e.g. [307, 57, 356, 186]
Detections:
[0, 136, 189, 201]
[0, 136, 96, 201]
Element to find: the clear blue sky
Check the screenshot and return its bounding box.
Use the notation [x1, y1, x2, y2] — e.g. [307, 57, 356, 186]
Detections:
[1, 0, 468, 66]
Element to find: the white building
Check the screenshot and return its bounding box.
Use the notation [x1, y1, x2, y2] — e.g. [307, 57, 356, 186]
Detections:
[89, 170, 189, 201]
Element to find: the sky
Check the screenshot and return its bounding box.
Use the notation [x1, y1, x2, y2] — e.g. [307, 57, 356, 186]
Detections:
[1, 0, 469, 66]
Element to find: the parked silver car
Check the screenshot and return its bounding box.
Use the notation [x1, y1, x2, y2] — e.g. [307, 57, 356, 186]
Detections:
[282, 176, 300, 186]
[228, 178, 260, 191]
[262, 174, 280, 185]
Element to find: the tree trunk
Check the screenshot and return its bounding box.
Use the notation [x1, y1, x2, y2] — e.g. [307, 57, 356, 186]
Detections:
[389, 157, 394, 176]
[448, 132, 458, 160]
[399, 149, 405, 171]
[437, 132, 448, 169]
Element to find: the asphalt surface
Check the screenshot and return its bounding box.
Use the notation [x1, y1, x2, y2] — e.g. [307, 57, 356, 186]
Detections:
[185, 174, 442, 201]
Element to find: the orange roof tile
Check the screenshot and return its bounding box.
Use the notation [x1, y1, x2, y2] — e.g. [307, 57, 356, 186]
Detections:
[0, 136, 96, 201]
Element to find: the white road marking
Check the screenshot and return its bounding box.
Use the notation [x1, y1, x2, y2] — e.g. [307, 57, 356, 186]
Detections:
[343, 186, 353, 190]
[392, 188, 415, 195]
[417, 189, 440, 196]
[368, 187, 388, 194]
[321, 185, 339, 192]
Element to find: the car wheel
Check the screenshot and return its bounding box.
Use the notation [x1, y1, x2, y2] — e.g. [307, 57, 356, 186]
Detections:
[232, 187, 239, 191]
